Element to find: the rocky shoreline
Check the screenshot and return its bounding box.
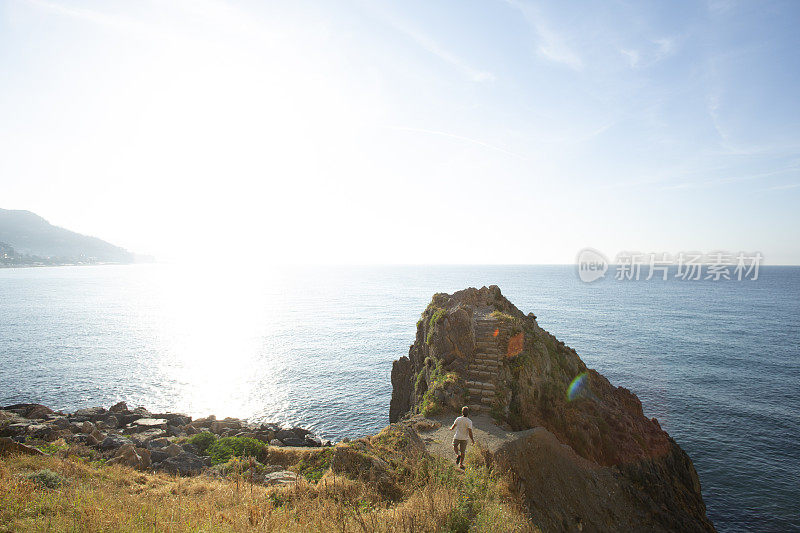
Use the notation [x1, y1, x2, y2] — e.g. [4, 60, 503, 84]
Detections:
[0, 401, 331, 479]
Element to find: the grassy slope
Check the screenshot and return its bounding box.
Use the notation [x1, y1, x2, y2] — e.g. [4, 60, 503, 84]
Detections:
[0, 426, 537, 532]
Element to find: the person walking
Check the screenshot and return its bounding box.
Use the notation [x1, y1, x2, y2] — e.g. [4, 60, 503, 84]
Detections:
[450, 406, 474, 469]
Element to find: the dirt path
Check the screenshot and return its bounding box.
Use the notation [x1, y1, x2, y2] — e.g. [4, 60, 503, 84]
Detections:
[412, 413, 537, 463]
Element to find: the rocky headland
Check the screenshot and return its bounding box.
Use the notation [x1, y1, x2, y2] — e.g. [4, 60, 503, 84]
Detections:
[390, 285, 716, 532]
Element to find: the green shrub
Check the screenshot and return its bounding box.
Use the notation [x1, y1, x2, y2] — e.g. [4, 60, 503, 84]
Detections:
[27, 469, 64, 489]
[206, 436, 267, 465]
[426, 307, 447, 345]
[187, 431, 217, 454]
[290, 449, 333, 482]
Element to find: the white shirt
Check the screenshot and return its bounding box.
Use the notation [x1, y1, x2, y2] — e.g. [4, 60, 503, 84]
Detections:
[452, 416, 473, 441]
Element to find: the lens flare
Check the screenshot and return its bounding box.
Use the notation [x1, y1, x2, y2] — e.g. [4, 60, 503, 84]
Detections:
[566, 372, 589, 401]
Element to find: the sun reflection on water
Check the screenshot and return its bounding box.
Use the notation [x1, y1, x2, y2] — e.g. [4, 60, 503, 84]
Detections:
[149, 264, 286, 419]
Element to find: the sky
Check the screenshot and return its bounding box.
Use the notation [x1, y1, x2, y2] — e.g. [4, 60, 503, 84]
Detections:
[1, 0, 799, 264]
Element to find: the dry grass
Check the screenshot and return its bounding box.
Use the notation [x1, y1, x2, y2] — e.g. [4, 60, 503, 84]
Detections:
[0, 431, 538, 532]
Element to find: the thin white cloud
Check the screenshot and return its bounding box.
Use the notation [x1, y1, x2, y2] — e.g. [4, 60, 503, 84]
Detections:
[503, 0, 583, 70]
[620, 37, 676, 69]
[620, 48, 640, 68]
[393, 23, 496, 82]
[360, 2, 495, 83]
[765, 182, 800, 191]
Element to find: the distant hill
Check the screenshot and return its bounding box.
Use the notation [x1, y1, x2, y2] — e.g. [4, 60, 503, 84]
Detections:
[0, 208, 136, 266]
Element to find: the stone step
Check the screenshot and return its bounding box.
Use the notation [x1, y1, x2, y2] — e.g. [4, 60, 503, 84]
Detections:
[468, 373, 496, 382]
[465, 381, 495, 390]
[480, 396, 494, 406]
[471, 359, 499, 367]
[475, 351, 500, 359]
[467, 404, 486, 413]
[476, 342, 499, 349]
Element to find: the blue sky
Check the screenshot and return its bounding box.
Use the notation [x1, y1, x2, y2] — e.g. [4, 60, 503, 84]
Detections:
[1, 0, 799, 263]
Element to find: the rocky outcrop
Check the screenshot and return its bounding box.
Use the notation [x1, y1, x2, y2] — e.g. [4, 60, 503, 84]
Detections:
[0, 402, 332, 475]
[390, 286, 715, 531]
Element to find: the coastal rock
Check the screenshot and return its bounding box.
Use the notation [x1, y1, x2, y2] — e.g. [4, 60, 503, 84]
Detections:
[164, 444, 183, 457]
[145, 437, 170, 449]
[263, 470, 298, 487]
[49, 417, 71, 430]
[189, 415, 216, 429]
[100, 434, 133, 451]
[107, 444, 151, 470]
[73, 407, 107, 420]
[181, 443, 200, 455]
[27, 424, 57, 442]
[86, 429, 104, 447]
[109, 401, 128, 413]
[0, 423, 29, 438]
[155, 452, 206, 476]
[3, 403, 54, 419]
[0, 436, 47, 457]
[389, 357, 413, 423]
[149, 449, 169, 464]
[133, 418, 168, 429]
[152, 413, 191, 427]
[210, 418, 243, 434]
[269, 439, 283, 446]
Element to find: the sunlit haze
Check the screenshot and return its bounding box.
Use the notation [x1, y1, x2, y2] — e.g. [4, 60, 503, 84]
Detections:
[2, 0, 799, 264]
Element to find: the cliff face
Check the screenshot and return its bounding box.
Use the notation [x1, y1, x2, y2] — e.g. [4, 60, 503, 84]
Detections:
[390, 286, 715, 531]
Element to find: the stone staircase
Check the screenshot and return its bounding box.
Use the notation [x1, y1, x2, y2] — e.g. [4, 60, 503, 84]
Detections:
[465, 315, 505, 413]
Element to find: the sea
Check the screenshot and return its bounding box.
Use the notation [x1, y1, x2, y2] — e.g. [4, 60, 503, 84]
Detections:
[0, 264, 798, 532]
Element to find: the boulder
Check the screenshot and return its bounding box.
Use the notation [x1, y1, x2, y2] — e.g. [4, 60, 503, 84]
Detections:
[155, 452, 206, 476]
[181, 442, 200, 455]
[413, 419, 442, 432]
[86, 429, 105, 447]
[153, 413, 191, 427]
[304, 434, 323, 447]
[0, 436, 47, 457]
[109, 401, 128, 413]
[49, 417, 72, 430]
[210, 418, 242, 434]
[107, 444, 151, 470]
[269, 439, 283, 446]
[146, 437, 170, 449]
[0, 423, 29, 438]
[190, 415, 216, 429]
[97, 415, 119, 429]
[134, 418, 168, 429]
[263, 470, 298, 487]
[3, 403, 54, 419]
[81, 421, 96, 434]
[149, 449, 169, 464]
[100, 434, 133, 451]
[281, 437, 306, 447]
[275, 429, 296, 442]
[73, 407, 107, 420]
[164, 444, 183, 457]
[28, 424, 57, 442]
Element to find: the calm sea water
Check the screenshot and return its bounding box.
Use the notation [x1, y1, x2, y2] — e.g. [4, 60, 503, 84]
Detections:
[0, 264, 798, 531]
